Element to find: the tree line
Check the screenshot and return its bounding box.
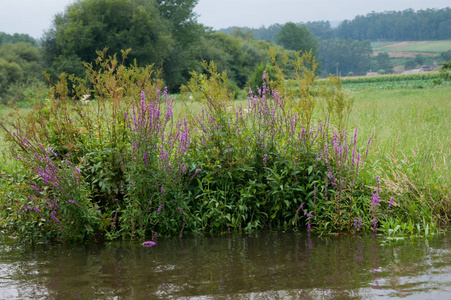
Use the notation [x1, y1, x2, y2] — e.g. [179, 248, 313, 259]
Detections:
[222, 7, 451, 42]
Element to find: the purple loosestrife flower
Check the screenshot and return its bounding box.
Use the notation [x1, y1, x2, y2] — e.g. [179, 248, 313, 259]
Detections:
[68, 200, 76, 204]
[263, 153, 267, 167]
[166, 105, 173, 122]
[371, 192, 381, 207]
[142, 241, 156, 247]
[143, 152, 149, 165]
[388, 197, 394, 209]
[32, 185, 40, 194]
[307, 223, 311, 233]
[372, 218, 378, 233]
[50, 211, 60, 223]
[157, 204, 163, 212]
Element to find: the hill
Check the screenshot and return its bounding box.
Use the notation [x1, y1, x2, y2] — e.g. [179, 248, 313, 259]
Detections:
[372, 40, 451, 58]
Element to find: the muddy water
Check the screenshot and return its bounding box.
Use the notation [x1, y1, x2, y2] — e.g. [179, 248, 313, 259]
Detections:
[1, 232, 450, 299]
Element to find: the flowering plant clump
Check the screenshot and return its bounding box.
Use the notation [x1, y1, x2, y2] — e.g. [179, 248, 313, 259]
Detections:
[1, 49, 446, 243]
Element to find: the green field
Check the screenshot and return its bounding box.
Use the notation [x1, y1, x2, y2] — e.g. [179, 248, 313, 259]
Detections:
[341, 72, 450, 90]
[372, 40, 451, 53]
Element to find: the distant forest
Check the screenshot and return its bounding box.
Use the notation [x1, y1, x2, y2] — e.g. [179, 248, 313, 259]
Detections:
[220, 7, 451, 42]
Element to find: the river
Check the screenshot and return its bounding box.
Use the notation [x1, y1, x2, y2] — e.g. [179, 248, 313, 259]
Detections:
[1, 232, 450, 299]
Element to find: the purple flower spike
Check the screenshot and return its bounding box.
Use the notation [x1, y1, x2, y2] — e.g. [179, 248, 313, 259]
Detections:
[388, 197, 394, 209]
[142, 241, 156, 247]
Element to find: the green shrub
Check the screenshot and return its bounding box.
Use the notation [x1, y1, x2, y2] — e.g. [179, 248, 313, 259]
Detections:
[2, 48, 447, 243]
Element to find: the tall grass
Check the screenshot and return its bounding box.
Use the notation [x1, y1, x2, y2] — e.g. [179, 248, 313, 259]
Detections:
[350, 88, 451, 226]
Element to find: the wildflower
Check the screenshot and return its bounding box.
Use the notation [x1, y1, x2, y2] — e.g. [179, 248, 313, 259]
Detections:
[142, 241, 156, 247]
[372, 218, 378, 233]
[68, 200, 76, 204]
[371, 192, 381, 206]
[143, 152, 149, 165]
[157, 204, 163, 212]
[388, 197, 394, 209]
[50, 211, 60, 223]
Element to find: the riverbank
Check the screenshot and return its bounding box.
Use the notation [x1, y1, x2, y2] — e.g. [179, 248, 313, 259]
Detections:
[0, 52, 449, 243]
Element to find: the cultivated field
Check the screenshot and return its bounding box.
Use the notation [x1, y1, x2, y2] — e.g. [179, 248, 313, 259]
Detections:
[372, 40, 451, 58]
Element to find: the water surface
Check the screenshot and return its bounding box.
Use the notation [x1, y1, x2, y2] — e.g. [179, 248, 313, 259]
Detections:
[1, 232, 450, 299]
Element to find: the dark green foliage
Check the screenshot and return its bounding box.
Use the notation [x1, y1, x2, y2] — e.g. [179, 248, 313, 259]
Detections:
[41, 0, 205, 92]
[336, 8, 451, 41]
[404, 59, 418, 70]
[196, 33, 269, 88]
[154, 0, 204, 91]
[0, 32, 37, 46]
[439, 60, 451, 81]
[441, 50, 451, 62]
[247, 62, 276, 93]
[374, 52, 392, 72]
[319, 39, 372, 76]
[0, 42, 45, 105]
[414, 54, 425, 66]
[275, 22, 319, 57]
[42, 0, 174, 82]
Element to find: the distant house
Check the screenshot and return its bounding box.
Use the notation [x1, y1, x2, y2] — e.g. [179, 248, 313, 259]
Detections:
[366, 72, 379, 76]
[421, 65, 438, 71]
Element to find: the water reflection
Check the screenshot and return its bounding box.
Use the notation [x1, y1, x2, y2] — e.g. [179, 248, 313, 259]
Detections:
[1, 233, 450, 299]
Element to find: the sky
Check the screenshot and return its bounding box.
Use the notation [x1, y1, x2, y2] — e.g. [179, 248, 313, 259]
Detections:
[1, 0, 450, 39]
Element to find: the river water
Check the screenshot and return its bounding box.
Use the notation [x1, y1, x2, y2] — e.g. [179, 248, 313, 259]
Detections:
[1, 232, 450, 299]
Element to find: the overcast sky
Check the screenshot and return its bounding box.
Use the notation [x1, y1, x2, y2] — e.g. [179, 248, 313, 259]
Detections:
[1, 0, 450, 39]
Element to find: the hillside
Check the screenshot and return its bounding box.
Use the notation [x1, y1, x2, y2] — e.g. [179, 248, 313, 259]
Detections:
[372, 40, 451, 58]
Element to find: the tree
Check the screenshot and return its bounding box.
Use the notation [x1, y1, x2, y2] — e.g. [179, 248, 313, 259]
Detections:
[0, 42, 45, 104]
[335, 8, 451, 41]
[415, 54, 425, 65]
[319, 39, 372, 76]
[195, 33, 269, 88]
[404, 59, 417, 70]
[441, 50, 451, 62]
[304, 21, 335, 40]
[154, 0, 204, 91]
[375, 52, 392, 71]
[0, 32, 37, 46]
[275, 22, 318, 56]
[42, 0, 174, 82]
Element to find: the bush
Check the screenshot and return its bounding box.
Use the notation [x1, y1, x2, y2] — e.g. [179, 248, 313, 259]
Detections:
[404, 60, 418, 70]
[1, 48, 446, 243]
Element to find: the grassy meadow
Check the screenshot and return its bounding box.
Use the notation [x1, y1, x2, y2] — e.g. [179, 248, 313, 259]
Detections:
[371, 40, 451, 54]
[0, 52, 450, 243]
